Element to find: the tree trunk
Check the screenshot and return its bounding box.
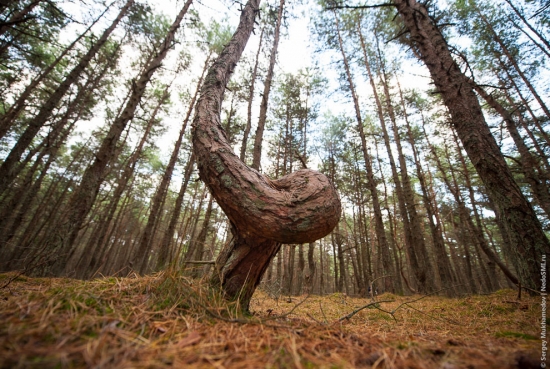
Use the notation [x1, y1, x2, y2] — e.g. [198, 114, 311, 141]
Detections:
[473, 83, 550, 218]
[189, 196, 214, 278]
[393, 0, 550, 291]
[134, 54, 207, 274]
[240, 27, 263, 163]
[377, 61, 434, 292]
[401, 88, 455, 293]
[503, 0, 550, 56]
[333, 12, 394, 292]
[0, 0, 42, 36]
[192, 0, 340, 311]
[251, 0, 284, 170]
[0, 0, 134, 196]
[0, 5, 106, 140]
[476, 9, 550, 121]
[156, 155, 195, 270]
[0, 62, 109, 267]
[306, 242, 315, 293]
[50, 0, 193, 275]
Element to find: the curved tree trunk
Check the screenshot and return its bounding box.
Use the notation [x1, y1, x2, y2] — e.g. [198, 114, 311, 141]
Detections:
[191, 0, 340, 311]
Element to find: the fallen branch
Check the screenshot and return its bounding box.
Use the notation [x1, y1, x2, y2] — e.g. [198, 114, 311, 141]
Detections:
[369, 274, 392, 302]
[338, 300, 395, 322]
[338, 284, 465, 325]
[184, 260, 216, 265]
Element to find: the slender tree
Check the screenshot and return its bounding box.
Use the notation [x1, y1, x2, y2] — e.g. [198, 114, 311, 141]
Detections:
[49, 0, 194, 275]
[0, 0, 135, 196]
[251, 0, 285, 170]
[389, 0, 549, 291]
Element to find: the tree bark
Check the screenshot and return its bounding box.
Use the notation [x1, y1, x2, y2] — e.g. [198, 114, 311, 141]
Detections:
[332, 13, 394, 292]
[49, 0, 193, 275]
[251, 0, 284, 170]
[393, 0, 549, 291]
[192, 0, 340, 311]
[0, 0, 134, 196]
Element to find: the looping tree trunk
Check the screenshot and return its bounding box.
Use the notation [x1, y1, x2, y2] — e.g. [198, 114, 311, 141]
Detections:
[191, 0, 341, 310]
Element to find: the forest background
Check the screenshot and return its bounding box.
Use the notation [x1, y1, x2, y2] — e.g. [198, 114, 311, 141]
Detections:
[0, 0, 549, 299]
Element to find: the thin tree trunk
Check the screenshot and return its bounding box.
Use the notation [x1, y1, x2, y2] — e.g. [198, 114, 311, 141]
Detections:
[50, 0, 193, 275]
[0, 71, 101, 260]
[503, 0, 550, 54]
[473, 83, 550, 217]
[240, 27, 263, 163]
[156, 155, 195, 270]
[0, 0, 134, 196]
[376, 57, 434, 291]
[476, 9, 550, 121]
[0, 3, 108, 139]
[251, 0, 284, 170]
[297, 243, 305, 295]
[400, 88, 455, 293]
[134, 53, 208, 274]
[333, 12, 394, 292]
[75, 83, 170, 277]
[306, 242, 315, 293]
[189, 197, 214, 278]
[0, 0, 42, 36]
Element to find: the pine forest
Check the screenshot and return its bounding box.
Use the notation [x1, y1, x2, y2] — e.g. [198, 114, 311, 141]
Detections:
[0, 0, 548, 367]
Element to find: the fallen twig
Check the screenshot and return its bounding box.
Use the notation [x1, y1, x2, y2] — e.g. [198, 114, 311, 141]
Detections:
[338, 284, 465, 324]
[369, 275, 392, 302]
[338, 300, 395, 322]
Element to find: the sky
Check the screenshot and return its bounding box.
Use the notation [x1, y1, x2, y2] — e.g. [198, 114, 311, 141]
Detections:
[56, 0, 434, 176]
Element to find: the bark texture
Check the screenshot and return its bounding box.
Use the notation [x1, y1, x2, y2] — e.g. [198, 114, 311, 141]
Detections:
[394, 0, 549, 291]
[192, 0, 340, 310]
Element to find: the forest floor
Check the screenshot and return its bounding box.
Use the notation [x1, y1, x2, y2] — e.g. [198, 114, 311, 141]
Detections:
[0, 271, 542, 369]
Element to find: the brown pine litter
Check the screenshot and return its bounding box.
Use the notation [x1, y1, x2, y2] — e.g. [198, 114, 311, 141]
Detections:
[0, 271, 541, 368]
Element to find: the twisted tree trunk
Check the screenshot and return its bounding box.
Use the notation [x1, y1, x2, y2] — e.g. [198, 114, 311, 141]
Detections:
[191, 0, 340, 311]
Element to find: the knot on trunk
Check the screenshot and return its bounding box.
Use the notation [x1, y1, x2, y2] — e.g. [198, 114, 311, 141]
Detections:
[260, 168, 341, 243]
[191, 0, 340, 246]
[193, 137, 341, 244]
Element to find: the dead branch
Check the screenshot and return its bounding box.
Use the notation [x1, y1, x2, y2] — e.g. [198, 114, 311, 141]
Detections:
[338, 300, 395, 322]
[369, 274, 392, 302]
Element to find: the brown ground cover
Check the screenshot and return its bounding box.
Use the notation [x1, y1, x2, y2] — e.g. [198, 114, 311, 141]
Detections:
[0, 271, 542, 368]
